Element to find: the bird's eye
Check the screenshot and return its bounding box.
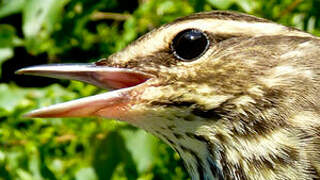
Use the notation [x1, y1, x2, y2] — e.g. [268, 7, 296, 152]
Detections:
[171, 29, 209, 61]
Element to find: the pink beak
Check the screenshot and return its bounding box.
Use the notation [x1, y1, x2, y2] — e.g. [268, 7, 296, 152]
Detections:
[16, 63, 153, 120]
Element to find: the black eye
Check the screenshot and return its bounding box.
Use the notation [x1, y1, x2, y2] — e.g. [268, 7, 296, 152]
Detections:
[171, 29, 209, 61]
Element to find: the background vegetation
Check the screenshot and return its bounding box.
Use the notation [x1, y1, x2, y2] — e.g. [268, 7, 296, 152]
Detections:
[0, 0, 320, 179]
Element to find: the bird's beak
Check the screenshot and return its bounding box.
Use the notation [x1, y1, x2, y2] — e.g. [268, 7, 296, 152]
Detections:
[16, 63, 153, 120]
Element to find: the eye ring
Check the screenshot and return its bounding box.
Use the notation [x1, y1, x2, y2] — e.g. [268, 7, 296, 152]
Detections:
[171, 29, 210, 61]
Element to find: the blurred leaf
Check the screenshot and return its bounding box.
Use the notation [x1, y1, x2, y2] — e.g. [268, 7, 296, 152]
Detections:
[0, 25, 16, 48]
[0, 152, 11, 180]
[28, 147, 42, 180]
[17, 169, 34, 180]
[0, 83, 77, 115]
[0, 48, 13, 77]
[0, 0, 26, 18]
[206, 0, 234, 9]
[0, 83, 26, 113]
[92, 130, 138, 180]
[0, 24, 22, 77]
[75, 167, 97, 180]
[207, 0, 257, 12]
[236, 0, 257, 12]
[120, 129, 158, 173]
[22, 0, 69, 54]
[189, 0, 206, 12]
[22, 0, 67, 38]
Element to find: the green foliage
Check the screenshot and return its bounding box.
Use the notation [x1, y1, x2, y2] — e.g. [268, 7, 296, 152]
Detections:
[0, 0, 319, 179]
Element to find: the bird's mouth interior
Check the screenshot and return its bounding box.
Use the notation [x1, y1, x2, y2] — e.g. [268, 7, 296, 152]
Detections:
[16, 63, 154, 119]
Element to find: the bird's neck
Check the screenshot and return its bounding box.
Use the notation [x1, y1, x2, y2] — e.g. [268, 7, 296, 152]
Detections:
[175, 128, 305, 180]
[134, 105, 319, 180]
[179, 121, 320, 180]
[150, 116, 314, 180]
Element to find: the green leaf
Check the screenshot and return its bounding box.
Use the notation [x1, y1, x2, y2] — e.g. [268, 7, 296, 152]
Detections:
[0, 163, 11, 180]
[206, 0, 256, 12]
[75, 167, 97, 180]
[0, 0, 26, 18]
[189, 0, 206, 12]
[16, 169, 34, 180]
[0, 83, 77, 115]
[0, 83, 26, 113]
[235, 0, 257, 13]
[0, 48, 13, 77]
[22, 0, 69, 38]
[28, 147, 42, 180]
[0, 25, 17, 48]
[92, 131, 138, 180]
[0, 25, 22, 76]
[120, 129, 158, 173]
[206, 0, 234, 9]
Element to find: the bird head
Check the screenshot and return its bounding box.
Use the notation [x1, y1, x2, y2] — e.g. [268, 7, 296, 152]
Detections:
[17, 11, 320, 179]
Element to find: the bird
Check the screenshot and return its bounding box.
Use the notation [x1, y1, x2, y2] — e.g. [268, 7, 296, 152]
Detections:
[16, 11, 320, 180]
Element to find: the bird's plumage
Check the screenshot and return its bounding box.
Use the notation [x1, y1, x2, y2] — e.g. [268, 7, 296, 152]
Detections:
[18, 11, 320, 180]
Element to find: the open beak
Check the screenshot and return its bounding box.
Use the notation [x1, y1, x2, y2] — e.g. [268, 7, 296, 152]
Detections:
[16, 63, 153, 119]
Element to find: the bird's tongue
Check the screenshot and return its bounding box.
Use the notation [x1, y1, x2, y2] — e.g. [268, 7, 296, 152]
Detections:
[16, 63, 152, 119]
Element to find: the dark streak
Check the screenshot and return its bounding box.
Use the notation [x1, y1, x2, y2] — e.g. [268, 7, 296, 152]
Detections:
[151, 100, 195, 107]
[174, 11, 271, 23]
[167, 125, 176, 130]
[164, 135, 176, 147]
[219, 149, 234, 180]
[180, 145, 205, 180]
[173, 133, 183, 139]
[152, 100, 222, 120]
[215, 133, 227, 144]
[192, 108, 222, 120]
[207, 157, 224, 180]
[185, 132, 194, 138]
[233, 163, 248, 180]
